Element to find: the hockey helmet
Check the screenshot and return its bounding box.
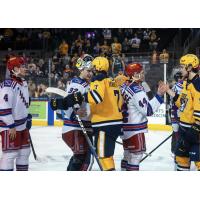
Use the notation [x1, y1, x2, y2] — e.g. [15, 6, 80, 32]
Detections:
[180, 54, 199, 69]
[7, 56, 26, 71]
[76, 54, 94, 70]
[92, 57, 109, 72]
[125, 63, 143, 77]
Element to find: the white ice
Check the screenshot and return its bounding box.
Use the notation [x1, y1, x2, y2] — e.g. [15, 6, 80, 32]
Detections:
[0, 126, 186, 171]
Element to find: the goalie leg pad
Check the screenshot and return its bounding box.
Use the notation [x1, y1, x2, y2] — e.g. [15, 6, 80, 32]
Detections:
[62, 130, 89, 154]
[16, 148, 31, 171]
[175, 156, 190, 171]
[127, 152, 143, 171]
[0, 151, 18, 171]
[99, 156, 115, 171]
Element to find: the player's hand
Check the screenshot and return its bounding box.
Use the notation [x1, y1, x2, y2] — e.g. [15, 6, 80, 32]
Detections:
[9, 128, 16, 140]
[50, 98, 58, 110]
[26, 114, 32, 130]
[157, 81, 168, 96]
[63, 92, 84, 108]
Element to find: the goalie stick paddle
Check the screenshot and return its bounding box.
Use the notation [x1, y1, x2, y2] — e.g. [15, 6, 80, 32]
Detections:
[46, 87, 68, 97]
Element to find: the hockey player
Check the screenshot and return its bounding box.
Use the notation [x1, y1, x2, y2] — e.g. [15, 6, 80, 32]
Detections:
[120, 63, 168, 170]
[167, 54, 200, 171]
[56, 54, 94, 171]
[170, 72, 183, 154]
[0, 56, 31, 171]
[51, 56, 123, 171]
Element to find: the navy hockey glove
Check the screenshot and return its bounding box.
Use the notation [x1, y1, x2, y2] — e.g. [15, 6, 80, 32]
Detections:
[191, 123, 200, 135]
[63, 92, 84, 108]
[190, 123, 200, 143]
[26, 114, 32, 130]
[50, 98, 59, 110]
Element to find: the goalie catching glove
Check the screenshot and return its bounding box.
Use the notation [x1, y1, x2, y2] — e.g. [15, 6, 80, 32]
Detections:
[50, 92, 84, 110]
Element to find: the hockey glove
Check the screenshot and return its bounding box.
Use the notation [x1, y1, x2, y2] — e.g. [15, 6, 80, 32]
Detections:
[191, 123, 200, 135]
[26, 114, 32, 130]
[63, 92, 84, 108]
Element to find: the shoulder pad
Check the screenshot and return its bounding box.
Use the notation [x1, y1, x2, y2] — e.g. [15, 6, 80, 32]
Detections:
[129, 82, 143, 93]
[3, 79, 18, 89]
[71, 77, 88, 88]
[91, 73, 107, 82]
[71, 77, 85, 85]
[192, 77, 200, 92]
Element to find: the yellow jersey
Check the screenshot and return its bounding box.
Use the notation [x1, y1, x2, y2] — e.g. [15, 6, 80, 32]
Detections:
[86, 73, 123, 127]
[175, 76, 200, 127]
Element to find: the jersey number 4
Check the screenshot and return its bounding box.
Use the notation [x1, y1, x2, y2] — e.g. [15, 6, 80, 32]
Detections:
[3, 94, 8, 102]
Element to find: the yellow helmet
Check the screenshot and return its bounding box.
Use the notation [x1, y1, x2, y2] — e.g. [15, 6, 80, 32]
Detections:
[180, 54, 199, 69]
[92, 57, 109, 72]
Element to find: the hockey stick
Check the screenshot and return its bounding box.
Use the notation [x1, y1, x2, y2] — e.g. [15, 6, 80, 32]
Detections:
[29, 134, 37, 160]
[140, 132, 173, 163]
[29, 133, 48, 163]
[73, 107, 103, 171]
[46, 87, 103, 171]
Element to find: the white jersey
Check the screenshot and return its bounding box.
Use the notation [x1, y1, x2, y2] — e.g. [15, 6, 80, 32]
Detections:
[0, 78, 30, 132]
[62, 77, 91, 134]
[120, 81, 163, 139]
[170, 80, 183, 132]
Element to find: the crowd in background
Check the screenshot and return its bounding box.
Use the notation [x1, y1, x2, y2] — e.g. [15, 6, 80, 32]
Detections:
[0, 28, 175, 98]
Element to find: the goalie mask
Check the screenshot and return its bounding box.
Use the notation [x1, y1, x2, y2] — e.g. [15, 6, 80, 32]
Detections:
[76, 54, 94, 71]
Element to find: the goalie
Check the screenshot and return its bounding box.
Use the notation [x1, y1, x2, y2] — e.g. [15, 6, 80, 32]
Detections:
[54, 54, 94, 171]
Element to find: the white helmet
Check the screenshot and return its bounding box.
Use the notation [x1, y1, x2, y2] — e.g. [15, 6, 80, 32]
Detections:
[76, 54, 93, 70]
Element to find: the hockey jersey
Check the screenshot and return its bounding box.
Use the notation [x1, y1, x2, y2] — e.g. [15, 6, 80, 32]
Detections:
[120, 81, 163, 139]
[0, 78, 30, 132]
[175, 76, 200, 128]
[62, 77, 91, 133]
[86, 73, 123, 127]
[170, 80, 183, 131]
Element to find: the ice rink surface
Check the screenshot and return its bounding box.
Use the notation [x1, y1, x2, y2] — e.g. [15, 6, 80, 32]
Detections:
[20, 126, 176, 171]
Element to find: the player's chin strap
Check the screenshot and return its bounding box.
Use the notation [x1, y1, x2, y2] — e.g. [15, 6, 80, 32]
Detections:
[73, 105, 103, 171]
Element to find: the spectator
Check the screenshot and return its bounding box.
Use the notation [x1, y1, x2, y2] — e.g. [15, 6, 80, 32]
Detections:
[111, 54, 125, 77]
[151, 50, 159, 65]
[93, 42, 101, 56]
[83, 39, 93, 54]
[149, 30, 160, 50]
[71, 53, 79, 66]
[159, 49, 169, 63]
[28, 79, 36, 97]
[102, 29, 112, 40]
[59, 40, 69, 57]
[130, 33, 141, 52]
[111, 37, 122, 55]
[122, 37, 130, 53]
[100, 40, 110, 56]
[57, 80, 66, 90]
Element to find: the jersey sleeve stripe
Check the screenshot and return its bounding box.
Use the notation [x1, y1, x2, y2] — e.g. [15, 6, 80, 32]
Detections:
[0, 108, 12, 116]
[93, 90, 103, 102]
[155, 94, 163, 104]
[90, 90, 102, 104]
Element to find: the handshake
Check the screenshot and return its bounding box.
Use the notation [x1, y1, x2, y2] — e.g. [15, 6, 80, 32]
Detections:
[50, 92, 84, 110]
